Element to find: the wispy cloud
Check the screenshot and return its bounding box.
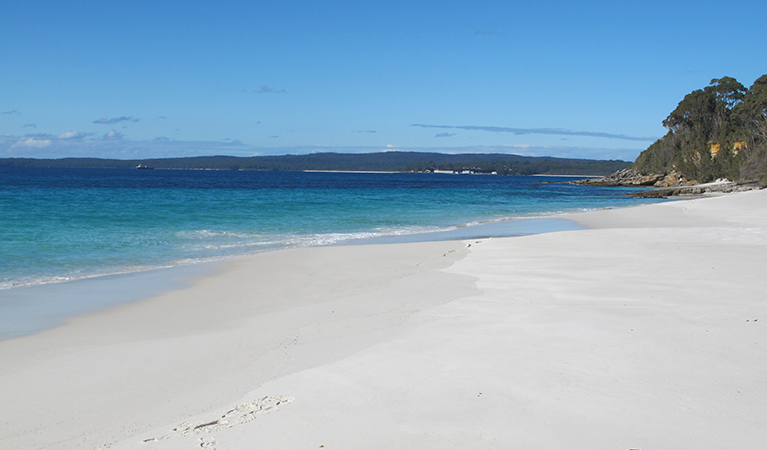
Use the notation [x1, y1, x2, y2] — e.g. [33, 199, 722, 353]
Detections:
[23, 123, 37, 128]
[93, 116, 139, 124]
[358, 130, 377, 133]
[412, 124, 656, 142]
[435, 132, 456, 138]
[254, 85, 287, 94]
[2, 109, 20, 115]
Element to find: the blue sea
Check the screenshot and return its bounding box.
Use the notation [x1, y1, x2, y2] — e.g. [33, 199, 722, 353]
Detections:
[0, 167, 661, 339]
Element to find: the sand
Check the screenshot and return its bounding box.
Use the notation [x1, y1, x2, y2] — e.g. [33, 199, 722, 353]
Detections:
[1, 190, 765, 449]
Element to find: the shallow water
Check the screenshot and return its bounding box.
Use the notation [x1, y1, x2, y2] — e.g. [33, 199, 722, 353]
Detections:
[0, 167, 661, 339]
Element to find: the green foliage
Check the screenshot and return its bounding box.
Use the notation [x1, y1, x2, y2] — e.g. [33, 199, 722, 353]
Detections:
[735, 74, 767, 141]
[633, 74, 767, 182]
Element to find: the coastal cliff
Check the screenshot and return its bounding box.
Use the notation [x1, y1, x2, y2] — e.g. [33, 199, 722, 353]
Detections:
[577, 74, 767, 196]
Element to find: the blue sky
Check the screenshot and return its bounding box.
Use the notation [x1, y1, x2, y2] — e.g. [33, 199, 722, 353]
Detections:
[1, 0, 765, 161]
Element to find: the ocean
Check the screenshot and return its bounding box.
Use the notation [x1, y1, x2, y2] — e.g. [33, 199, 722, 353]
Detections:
[0, 167, 661, 338]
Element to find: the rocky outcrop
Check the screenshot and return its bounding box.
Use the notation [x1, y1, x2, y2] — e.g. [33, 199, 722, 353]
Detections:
[571, 169, 693, 187]
[631, 180, 765, 198]
[652, 170, 694, 187]
[571, 168, 764, 198]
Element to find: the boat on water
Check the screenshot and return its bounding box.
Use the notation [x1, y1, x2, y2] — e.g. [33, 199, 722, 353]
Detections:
[136, 164, 154, 170]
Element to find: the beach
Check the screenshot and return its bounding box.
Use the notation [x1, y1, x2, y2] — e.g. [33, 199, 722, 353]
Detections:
[1, 190, 766, 449]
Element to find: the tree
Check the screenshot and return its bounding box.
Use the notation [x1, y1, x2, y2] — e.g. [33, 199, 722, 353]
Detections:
[737, 74, 767, 140]
[707, 77, 746, 132]
[662, 88, 715, 134]
[662, 77, 746, 137]
[708, 76, 746, 109]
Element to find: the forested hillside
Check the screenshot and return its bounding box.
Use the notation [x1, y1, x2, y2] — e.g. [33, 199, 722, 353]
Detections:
[633, 74, 767, 182]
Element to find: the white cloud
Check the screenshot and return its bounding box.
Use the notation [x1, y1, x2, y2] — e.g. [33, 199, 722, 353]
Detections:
[58, 130, 92, 139]
[104, 130, 123, 139]
[12, 138, 52, 148]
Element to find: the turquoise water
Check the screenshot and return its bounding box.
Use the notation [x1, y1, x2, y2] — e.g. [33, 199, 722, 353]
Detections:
[1, 167, 660, 290]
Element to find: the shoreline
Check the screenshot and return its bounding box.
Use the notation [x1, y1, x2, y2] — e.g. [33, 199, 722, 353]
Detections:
[302, 169, 398, 174]
[1, 191, 765, 449]
[0, 211, 602, 294]
[0, 263, 216, 341]
[0, 216, 585, 341]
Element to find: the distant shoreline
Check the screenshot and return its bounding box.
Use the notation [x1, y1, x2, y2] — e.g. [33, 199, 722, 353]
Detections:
[529, 173, 601, 177]
[0, 151, 631, 176]
[302, 169, 397, 174]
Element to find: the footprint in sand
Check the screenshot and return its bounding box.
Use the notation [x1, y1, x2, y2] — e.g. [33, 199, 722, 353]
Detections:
[143, 396, 294, 443]
[199, 436, 217, 448]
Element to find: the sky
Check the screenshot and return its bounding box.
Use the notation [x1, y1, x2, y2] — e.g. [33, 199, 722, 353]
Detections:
[1, 0, 766, 161]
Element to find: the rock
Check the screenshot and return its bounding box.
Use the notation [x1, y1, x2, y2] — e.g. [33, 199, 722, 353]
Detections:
[571, 168, 663, 187]
[653, 170, 691, 187]
[631, 180, 765, 198]
[571, 168, 764, 197]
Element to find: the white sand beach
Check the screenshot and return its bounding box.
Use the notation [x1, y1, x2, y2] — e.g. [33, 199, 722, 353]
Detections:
[1, 191, 766, 449]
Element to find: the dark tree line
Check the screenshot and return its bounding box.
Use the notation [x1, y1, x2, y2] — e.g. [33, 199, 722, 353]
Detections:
[633, 74, 767, 181]
[403, 158, 629, 176]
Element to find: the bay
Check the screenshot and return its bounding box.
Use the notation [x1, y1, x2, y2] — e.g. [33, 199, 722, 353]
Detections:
[0, 166, 664, 339]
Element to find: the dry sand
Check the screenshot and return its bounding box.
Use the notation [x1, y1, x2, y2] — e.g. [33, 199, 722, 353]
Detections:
[1, 190, 765, 449]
